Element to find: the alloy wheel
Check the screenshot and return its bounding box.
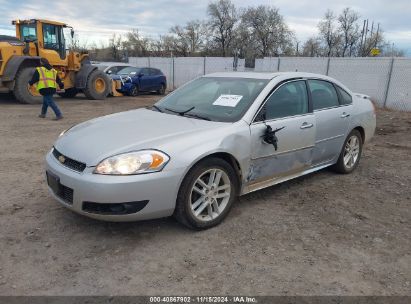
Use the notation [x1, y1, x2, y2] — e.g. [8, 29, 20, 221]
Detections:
[343, 135, 360, 169]
[189, 168, 231, 222]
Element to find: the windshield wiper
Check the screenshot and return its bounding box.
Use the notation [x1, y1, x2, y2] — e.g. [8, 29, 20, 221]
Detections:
[165, 106, 195, 116]
[184, 113, 212, 121]
[151, 105, 163, 112]
[164, 106, 211, 121]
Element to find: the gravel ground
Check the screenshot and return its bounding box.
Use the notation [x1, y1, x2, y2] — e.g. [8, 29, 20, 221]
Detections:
[0, 93, 410, 296]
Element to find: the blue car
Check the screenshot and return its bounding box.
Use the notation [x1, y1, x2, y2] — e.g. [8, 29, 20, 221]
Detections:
[112, 67, 167, 96]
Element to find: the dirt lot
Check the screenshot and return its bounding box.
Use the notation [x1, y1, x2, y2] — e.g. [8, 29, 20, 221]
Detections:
[0, 93, 410, 296]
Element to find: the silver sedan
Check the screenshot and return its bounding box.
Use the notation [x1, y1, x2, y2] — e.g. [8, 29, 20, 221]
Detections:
[45, 72, 376, 229]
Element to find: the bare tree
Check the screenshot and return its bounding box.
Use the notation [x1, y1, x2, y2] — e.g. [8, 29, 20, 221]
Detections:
[170, 20, 207, 56]
[207, 0, 238, 57]
[122, 29, 152, 57]
[109, 34, 124, 61]
[241, 5, 295, 57]
[318, 10, 341, 57]
[302, 37, 322, 57]
[338, 8, 361, 57]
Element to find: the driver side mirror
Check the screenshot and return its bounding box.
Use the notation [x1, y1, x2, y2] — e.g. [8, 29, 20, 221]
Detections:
[138, 72, 144, 77]
[70, 29, 75, 39]
[106, 70, 112, 75]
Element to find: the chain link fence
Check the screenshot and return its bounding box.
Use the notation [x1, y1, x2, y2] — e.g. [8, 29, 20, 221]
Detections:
[129, 56, 409, 111]
[128, 57, 245, 91]
[255, 57, 410, 111]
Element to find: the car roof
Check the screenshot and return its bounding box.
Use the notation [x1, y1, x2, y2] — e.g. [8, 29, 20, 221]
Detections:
[94, 62, 130, 67]
[204, 71, 335, 81]
[203, 71, 352, 94]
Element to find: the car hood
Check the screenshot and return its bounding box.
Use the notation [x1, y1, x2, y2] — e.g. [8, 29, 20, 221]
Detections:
[55, 108, 225, 166]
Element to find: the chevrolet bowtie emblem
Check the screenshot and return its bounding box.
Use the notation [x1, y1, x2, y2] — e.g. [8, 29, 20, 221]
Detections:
[58, 155, 66, 163]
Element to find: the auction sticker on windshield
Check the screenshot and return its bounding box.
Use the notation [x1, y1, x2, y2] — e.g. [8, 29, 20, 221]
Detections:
[213, 94, 243, 107]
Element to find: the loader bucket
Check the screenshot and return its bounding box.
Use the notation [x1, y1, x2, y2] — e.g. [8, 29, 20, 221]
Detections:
[111, 79, 124, 97]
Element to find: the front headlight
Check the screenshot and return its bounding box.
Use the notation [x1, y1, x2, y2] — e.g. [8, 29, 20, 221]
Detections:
[94, 150, 170, 175]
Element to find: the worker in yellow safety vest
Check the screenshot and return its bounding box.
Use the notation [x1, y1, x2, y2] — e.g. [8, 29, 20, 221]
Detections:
[29, 58, 64, 120]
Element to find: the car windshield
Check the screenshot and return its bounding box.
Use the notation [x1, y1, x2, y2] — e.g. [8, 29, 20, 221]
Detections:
[155, 77, 269, 122]
[117, 67, 141, 75]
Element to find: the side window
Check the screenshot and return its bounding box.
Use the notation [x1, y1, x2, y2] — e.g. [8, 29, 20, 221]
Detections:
[43, 24, 59, 50]
[263, 80, 308, 120]
[336, 86, 353, 105]
[141, 68, 150, 75]
[20, 25, 37, 41]
[308, 80, 339, 110]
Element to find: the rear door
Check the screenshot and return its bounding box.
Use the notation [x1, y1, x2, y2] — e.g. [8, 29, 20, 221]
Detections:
[139, 68, 151, 91]
[150, 68, 164, 90]
[308, 79, 353, 166]
[248, 80, 316, 186]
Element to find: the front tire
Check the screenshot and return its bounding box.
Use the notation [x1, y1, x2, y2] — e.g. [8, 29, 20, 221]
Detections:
[83, 69, 110, 100]
[129, 85, 139, 97]
[174, 158, 238, 230]
[13, 67, 42, 104]
[333, 129, 363, 174]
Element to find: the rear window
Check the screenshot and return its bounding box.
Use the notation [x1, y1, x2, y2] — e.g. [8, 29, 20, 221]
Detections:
[336, 86, 353, 105]
[308, 80, 339, 110]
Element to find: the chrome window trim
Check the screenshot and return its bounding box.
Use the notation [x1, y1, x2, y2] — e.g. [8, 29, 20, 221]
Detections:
[252, 112, 314, 125]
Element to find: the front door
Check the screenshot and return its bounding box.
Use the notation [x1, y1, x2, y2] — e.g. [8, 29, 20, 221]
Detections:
[39, 23, 67, 65]
[248, 80, 316, 188]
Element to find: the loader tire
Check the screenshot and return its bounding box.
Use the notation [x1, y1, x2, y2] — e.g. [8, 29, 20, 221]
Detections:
[58, 88, 78, 98]
[13, 67, 42, 104]
[83, 69, 110, 100]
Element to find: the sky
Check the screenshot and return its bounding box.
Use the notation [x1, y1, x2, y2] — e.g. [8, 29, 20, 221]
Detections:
[0, 0, 410, 55]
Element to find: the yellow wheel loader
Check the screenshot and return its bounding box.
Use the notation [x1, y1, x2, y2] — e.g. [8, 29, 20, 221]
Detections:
[0, 19, 112, 104]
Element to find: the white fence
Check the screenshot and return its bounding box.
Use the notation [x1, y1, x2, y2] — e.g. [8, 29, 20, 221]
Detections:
[129, 56, 410, 111]
[255, 57, 411, 111]
[128, 56, 245, 90]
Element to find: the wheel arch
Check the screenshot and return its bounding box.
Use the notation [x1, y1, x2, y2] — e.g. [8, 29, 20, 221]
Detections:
[177, 151, 243, 195]
[352, 126, 365, 143]
[2, 56, 41, 82]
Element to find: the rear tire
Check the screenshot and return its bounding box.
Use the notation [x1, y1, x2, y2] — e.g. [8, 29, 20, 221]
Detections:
[13, 67, 42, 104]
[58, 88, 78, 98]
[333, 129, 363, 174]
[83, 69, 110, 100]
[157, 84, 166, 95]
[174, 158, 238, 230]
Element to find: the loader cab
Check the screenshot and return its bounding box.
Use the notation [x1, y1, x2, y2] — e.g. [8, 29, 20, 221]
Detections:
[42, 23, 66, 60]
[14, 19, 69, 66]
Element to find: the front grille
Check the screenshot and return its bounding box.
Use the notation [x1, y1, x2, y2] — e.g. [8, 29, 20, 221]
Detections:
[53, 148, 86, 172]
[59, 184, 74, 204]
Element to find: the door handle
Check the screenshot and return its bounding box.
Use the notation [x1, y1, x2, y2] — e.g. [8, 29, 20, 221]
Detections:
[300, 122, 314, 129]
[341, 112, 350, 118]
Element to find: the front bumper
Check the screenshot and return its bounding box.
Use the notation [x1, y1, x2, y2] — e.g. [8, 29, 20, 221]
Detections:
[45, 150, 183, 222]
